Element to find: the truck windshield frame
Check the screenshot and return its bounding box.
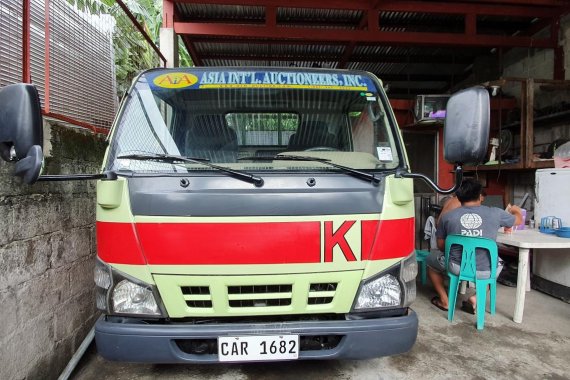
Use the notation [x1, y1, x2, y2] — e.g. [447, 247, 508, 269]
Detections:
[105, 67, 406, 175]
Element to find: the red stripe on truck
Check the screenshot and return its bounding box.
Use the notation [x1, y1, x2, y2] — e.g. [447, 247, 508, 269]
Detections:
[363, 217, 415, 261]
[96, 218, 414, 265]
[97, 221, 147, 265]
[137, 221, 321, 265]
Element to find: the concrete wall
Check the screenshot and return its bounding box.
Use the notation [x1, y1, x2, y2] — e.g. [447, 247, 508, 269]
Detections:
[0, 120, 106, 380]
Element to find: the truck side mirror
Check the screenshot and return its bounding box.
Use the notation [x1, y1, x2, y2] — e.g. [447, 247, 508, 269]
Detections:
[443, 87, 490, 165]
[0, 83, 44, 184]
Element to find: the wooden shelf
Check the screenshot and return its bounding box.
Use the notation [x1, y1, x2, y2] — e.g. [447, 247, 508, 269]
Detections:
[499, 109, 570, 130]
[464, 162, 523, 171]
[481, 78, 570, 172]
[530, 159, 554, 169]
[402, 119, 443, 130]
[465, 160, 554, 172]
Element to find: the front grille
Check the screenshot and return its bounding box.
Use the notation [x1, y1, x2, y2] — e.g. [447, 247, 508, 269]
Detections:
[180, 282, 337, 309]
[155, 272, 362, 318]
[308, 297, 334, 305]
[229, 298, 292, 307]
[181, 286, 212, 308]
[182, 286, 210, 295]
[228, 284, 292, 308]
[228, 285, 292, 294]
[308, 282, 337, 305]
[187, 300, 213, 308]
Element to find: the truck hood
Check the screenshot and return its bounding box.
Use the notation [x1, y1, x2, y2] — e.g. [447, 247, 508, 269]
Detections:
[96, 176, 415, 275]
[97, 215, 414, 275]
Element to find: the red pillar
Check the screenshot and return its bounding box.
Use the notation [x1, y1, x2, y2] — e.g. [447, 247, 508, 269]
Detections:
[163, 0, 174, 28]
[44, 0, 50, 112]
[22, 0, 31, 83]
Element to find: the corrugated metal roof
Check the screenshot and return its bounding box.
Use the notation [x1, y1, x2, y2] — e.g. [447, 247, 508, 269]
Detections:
[380, 11, 464, 33]
[176, 3, 264, 22]
[173, 1, 567, 98]
[278, 7, 362, 28]
[195, 42, 344, 60]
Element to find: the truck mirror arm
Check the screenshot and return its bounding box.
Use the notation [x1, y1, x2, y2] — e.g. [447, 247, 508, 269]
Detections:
[396, 164, 463, 195]
[37, 170, 118, 182]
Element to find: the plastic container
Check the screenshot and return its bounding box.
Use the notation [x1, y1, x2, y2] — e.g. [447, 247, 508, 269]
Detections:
[553, 141, 570, 168]
[514, 209, 526, 230]
[555, 227, 570, 238]
[539, 216, 562, 234]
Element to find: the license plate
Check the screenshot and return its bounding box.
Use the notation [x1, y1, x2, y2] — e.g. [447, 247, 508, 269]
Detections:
[218, 335, 299, 362]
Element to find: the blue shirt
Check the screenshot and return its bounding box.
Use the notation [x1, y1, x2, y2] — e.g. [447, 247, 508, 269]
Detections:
[436, 205, 515, 271]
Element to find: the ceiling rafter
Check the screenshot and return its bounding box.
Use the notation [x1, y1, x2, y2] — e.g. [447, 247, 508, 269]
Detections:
[172, 0, 569, 11]
[337, 0, 381, 69]
[174, 22, 555, 48]
[200, 53, 478, 64]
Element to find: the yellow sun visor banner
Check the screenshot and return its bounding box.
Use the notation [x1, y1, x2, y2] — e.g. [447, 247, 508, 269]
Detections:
[148, 69, 376, 92]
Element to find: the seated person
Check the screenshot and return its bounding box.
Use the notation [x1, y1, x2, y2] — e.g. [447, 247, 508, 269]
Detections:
[287, 120, 337, 151]
[427, 179, 522, 313]
[185, 116, 238, 162]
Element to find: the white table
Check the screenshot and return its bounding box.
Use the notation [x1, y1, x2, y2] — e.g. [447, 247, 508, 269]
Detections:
[496, 229, 570, 323]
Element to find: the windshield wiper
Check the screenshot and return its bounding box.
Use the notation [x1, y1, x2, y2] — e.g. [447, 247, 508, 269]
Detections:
[238, 154, 380, 185]
[117, 153, 264, 187]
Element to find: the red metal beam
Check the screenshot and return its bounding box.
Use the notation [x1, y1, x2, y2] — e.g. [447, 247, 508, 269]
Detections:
[192, 37, 347, 45]
[172, 0, 569, 11]
[266, 5, 276, 27]
[163, 0, 175, 28]
[456, 0, 569, 6]
[174, 22, 556, 48]
[376, 1, 560, 17]
[43, 112, 110, 135]
[201, 53, 477, 64]
[44, 0, 50, 112]
[115, 0, 167, 65]
[338, 5, 372, 69]
[173, 0, 372, 10]
[22, 0, 31, 83]
[167, 0, 202, 67]
[465, 13, 476, 36]
[181, 35, 203, 66]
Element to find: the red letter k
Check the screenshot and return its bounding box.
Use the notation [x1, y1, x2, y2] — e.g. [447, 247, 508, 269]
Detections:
[324, 221, 357, 262]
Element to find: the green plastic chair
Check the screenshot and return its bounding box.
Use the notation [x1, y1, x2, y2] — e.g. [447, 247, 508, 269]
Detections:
[445, 235, 498, 330]
[415, 249, 430, 285]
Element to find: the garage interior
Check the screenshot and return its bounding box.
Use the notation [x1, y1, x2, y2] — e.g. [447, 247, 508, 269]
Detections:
[1, 0, 570, 379]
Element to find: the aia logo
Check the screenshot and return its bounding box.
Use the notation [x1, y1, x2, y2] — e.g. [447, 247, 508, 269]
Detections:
[153, 72, 198, 89]
[323, 221, 360, 262]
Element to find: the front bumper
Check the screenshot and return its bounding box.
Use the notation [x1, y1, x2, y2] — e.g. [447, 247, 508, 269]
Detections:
[95, 310, 418, 363]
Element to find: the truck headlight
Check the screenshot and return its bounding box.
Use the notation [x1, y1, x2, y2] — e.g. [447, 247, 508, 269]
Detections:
[95, 259, 112, 311]
[353, 252, 417, 311]
[112, 280, 161, 315]
[401, 253, 417, 306]
[94, 257, 164, 317]
[95, 261, 112, 289]
[354, 274, 401, 310]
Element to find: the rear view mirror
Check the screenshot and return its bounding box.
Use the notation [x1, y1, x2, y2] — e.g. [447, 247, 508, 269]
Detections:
[443, 87, 490, 165]
[0, 83, 44, 183]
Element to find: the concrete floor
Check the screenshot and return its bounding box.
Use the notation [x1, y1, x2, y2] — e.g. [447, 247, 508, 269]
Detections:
[72, 283, 570, 380]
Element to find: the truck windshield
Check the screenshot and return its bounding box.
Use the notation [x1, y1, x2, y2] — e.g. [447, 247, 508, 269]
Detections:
[106, 68, 402, 174]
